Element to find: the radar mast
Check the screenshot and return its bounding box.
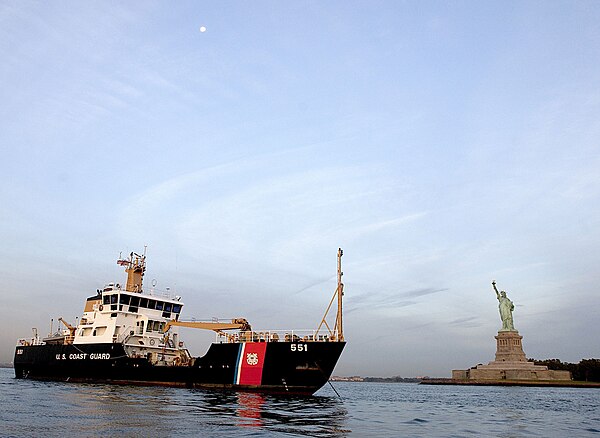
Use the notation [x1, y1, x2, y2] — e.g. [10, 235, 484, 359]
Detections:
[117, 248, 147, 293]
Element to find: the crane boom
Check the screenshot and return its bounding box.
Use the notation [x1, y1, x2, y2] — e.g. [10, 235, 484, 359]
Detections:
[58, 317, 76, 344]
[163, 318, 251, 334]
[58, 317, 75, 332]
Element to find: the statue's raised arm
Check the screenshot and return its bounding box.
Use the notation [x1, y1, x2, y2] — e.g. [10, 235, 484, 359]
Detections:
[492, 280, 500, 299]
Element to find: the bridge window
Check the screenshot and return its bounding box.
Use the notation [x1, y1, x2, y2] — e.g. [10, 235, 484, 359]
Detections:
[148, 299, 156, 309]
[164, 303, 172, 312]
[155, 301, 164, 311]
[110, 295, 118, 304]
[130, 296, 140, 307]
[140, 298, 148, 308]
[120, 295, 130, 305]
[173, 304, 181, 314]
[103, 295, 111, 305]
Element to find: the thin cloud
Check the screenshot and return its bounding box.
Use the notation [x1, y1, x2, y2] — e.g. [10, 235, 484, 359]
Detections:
[345, 286, 447, 314]
[403, 287, 449, 298]
[291, 275, 336, 295]
[449, 316, 478, 325]
[342, 213, 427, 240]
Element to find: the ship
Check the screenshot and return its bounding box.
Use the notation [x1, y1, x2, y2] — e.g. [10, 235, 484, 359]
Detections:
[13, 249, 346, 395]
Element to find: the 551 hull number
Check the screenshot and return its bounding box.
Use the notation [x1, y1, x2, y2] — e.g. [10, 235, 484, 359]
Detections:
[290, 343, 307, 352]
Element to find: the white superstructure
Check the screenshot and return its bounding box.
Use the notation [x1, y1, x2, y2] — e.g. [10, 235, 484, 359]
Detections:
[68, 251, 191, 365]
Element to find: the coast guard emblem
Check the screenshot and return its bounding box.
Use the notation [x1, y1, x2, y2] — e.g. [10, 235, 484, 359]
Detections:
[246, 352, 259, 366]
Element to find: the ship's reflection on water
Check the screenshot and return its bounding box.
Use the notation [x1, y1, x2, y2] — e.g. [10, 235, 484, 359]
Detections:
[47, 382, 350, 436]
[235, 392, 265, 427]
[234, 391, 350, 435]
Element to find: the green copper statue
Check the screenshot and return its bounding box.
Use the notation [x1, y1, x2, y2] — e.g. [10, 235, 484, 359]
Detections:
[492, 280, 515, 331]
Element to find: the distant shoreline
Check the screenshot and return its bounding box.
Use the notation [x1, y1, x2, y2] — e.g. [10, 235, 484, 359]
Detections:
[330, 376, 423, 383]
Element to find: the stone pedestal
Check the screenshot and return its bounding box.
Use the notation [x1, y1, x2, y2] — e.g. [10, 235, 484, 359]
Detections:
[494, 331, 526, 363]
[452, 330, 572, 382]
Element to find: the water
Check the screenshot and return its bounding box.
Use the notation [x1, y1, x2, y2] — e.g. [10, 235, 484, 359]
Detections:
[0, 368, 598, 437]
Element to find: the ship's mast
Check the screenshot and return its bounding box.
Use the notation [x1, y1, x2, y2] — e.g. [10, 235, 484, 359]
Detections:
[335, 247, 344, 341]
[117, 248, 147, 293]
[316, 248, 345, 342]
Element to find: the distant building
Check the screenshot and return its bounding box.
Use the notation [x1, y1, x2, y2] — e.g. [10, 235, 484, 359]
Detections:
[330, 375, 364, 382]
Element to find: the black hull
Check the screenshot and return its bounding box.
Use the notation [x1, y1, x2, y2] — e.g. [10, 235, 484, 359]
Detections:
[14, 341, 345, 395]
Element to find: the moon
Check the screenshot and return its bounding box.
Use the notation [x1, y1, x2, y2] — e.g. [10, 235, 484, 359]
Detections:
[200, 26, 207, 33]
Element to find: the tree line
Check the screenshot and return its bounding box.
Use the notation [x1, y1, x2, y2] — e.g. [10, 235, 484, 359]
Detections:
[529, 358, 600, 382]
[363, 376, 422, 383]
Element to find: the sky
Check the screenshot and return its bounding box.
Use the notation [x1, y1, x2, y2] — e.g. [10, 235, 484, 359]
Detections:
[1, 1, 599, 377]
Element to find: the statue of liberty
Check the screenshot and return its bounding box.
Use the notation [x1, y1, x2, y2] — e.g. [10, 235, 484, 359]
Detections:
[492, 280, 515, 331]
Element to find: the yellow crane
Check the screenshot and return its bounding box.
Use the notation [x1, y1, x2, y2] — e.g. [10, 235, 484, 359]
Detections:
[162, 318, 251, 334]
[58, 317, 76, 343]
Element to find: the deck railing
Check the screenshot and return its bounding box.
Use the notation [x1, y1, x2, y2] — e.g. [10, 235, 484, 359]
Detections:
[216, 329, 336, 344]
[16, 337, 43, 346]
